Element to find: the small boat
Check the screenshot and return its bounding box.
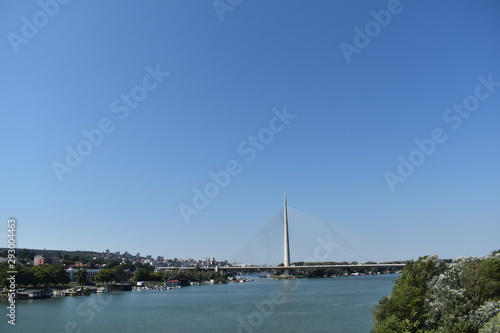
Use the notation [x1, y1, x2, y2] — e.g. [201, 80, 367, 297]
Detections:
[96, 287, 108, 293]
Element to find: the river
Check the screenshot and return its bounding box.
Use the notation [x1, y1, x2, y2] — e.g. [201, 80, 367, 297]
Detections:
[1, 274, 398, 333]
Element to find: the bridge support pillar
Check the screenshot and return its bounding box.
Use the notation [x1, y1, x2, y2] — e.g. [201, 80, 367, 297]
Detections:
[283, 193, 291, 275]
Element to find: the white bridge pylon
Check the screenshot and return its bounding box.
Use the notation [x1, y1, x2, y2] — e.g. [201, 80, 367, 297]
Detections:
[283, 193, 291, 275]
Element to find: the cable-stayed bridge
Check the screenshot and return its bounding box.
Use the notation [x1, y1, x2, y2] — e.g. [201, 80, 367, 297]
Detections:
[162, 194, 405, 273]
[223, 194, 405, 273]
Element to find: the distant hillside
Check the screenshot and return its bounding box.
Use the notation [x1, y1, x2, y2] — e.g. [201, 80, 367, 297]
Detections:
[0, 248, 109, 262]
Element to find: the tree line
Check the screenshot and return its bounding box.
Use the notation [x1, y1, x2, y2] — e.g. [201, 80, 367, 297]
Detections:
[123, 267, 229, 284]
[0, 263, 69, 287]
[372, 250, 500, 333]
[280, 261, 403, 277]
[0, 263, 230, 288]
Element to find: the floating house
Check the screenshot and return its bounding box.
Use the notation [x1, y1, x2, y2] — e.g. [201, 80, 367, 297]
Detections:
[16, 289, 53, 299]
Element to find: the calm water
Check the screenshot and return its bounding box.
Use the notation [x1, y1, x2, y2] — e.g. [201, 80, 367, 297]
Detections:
[1, 275, 397, 333]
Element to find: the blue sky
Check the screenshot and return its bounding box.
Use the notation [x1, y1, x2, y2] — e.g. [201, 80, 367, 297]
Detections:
[1, 0, 499, 263]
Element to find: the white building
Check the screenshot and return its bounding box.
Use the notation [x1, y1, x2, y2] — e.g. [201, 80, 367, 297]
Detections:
[65, 268, 103, 282]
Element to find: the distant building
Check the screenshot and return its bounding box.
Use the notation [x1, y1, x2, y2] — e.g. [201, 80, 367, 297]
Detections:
[34, 255, 61, 266]
[164, 280, 188, 287]
[157, 256, 164, 261]
[65, 268, 103, 282]
[105, 249, 110, 254]
[154, 261, 167, 267]
[34, 255, 49, 265]
[146, 255, 152, 260]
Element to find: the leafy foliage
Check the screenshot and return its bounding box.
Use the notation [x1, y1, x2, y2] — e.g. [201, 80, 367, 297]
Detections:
[372, 255, 445, 332]
[372, 252, 500, 333]
[76, 269, 88, 286]
[133, 268, 151, 281]
[160, 268, 230, 283]
[1, 263, 70, 287]
[33, 265, 69, 286]
[479, 311, 500, 333]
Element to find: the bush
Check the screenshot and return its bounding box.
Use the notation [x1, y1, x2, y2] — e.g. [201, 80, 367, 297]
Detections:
[373, 252, 500, 333]
[372, 255, 444, 333]
[480, 311, 500, 333]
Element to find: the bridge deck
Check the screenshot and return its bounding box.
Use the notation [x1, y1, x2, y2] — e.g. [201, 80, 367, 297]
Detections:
[219, 264, 405, 270]
[156, 264, 405, 271]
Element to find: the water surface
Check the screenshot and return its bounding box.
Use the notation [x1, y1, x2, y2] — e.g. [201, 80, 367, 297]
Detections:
[1, 274, 397, 333]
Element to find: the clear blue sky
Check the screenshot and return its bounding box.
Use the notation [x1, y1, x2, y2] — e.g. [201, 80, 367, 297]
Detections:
[1, 0, 499, 263]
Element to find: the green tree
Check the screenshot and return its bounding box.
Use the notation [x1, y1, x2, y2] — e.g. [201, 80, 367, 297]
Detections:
[150, 272, 163, 281]
[95, 269, 114, 283]
[426, 256, 500, 332]
[491, 250, 500, 257]
[49, 265, 69, 285]
[57, 265, 69, 285]
[76, 269, 88, 286]
[477, 256, 500, 302]
[17, 249, 35, 262]
[372, 255, 444, 333]
[33, 265, 51, 286]
[0, 262, 11, 288]
[32, 265, 68, 286]
[134, 268, 151, 281]
[111, 265, 131, 282]
[480, 311, 500, 333]
[17, 265, 38, 287]
[374, 252, 500, 333]
[105, 260, 120, 269]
